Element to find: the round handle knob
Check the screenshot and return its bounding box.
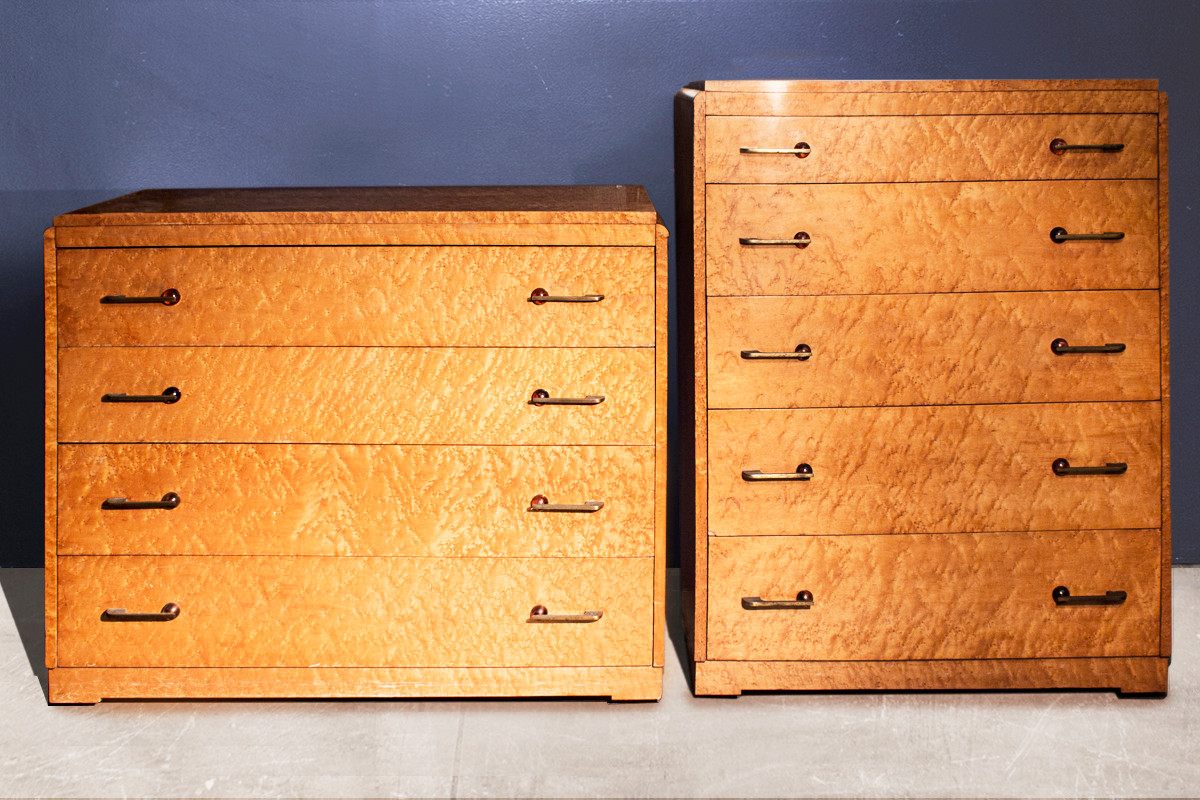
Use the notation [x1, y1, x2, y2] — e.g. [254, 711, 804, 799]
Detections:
[530, 389, 549, 406]
[530, 288, 549, 306]
[161, 288, 181, 306]
[793, 141, 811, 159]
[1052, 586, 1070, 601]
[530, 494, 548, 506]
[796, 463, 813, 476]
[797, 590, 814, 604]
[530, 605, 548, 616]
[793, 232, 811, 248]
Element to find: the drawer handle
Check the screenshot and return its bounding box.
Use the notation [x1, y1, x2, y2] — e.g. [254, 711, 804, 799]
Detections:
[1052, 586, 1128, 606]
[740, 142, 811, 158]
[739, 232, 811, 248]
[101, 386, 182, 404]
[102, 492, 181, 510]
[1051, 338, 1126, 355]
[527, 605, 604, 623]
[1050, 227, 1124, 243]
[1052, 458, 1127, 476]
[742, 591, 814, 610]
[528, 288, 605, 305]
[741, 344, 812, 361]
[100, 288, 181, 306]
[102, 602, 181, 622]
[529, 389, 605, 406]
[528, 494, 605, 513]
[1049, 138, 1125, 155]
[742, 463, 813, 482]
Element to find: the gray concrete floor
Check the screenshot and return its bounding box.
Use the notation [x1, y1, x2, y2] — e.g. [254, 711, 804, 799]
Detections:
[2, 567, 1197, 799]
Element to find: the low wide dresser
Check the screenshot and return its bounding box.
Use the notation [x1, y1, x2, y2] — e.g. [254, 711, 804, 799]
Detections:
[45, 185, 668, 703]
[676, 79, 1170, 695]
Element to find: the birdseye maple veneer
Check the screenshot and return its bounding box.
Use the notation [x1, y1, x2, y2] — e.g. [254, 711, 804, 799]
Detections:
[675, 79, 1170, 695]
[45, 185, 668, 703]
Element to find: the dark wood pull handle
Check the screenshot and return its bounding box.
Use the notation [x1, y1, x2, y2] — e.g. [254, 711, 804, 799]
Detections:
[102, 603, 181, 622]
[742, 591, 814, 610]
[527, 605, 604, 623]
[1052, 586, 1127, 606]
[1052, 458, 1127, 476]
[102, 492, 181, 510]
[102, 387, 181, 404]
[101, 288, 181, 305]
[1050, 227, 1124, 243]
[1051, 338, 1126, 355]
[1049, 138, 1124, 155]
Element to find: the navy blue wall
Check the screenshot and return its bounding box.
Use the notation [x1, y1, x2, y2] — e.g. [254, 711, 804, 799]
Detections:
[4, 1, 1197, 565]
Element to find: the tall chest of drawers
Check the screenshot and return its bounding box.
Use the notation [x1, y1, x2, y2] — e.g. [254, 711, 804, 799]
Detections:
[676, 80, 1170, 694]
[45, 186, 668, 703]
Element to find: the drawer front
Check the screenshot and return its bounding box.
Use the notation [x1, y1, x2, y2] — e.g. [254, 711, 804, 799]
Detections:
[58, 444, 654, 557]
[707, 114, 1158, 183]
[57, 556, 653, 668]
[708, 403, 1161, 536]
[708, 291, 1160, 408]
[58, 347, 654, 445]
[706, 181, 1159, 296]
[707, 531, 1161, 661]
[58, 246, 654, 347]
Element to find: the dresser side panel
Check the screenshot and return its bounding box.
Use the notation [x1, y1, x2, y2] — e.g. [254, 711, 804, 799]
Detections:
[1158, 91, 1172, 657]
[44, 228, 57, 669]
[653, 223, 669, 669]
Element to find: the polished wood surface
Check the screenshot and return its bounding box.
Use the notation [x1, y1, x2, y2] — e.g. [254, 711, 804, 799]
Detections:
[706, 181, 1158, 296]
[58, 444, 653, 557]
[708, 291, 1160, 408]
[49, 666, 664, 704]
[59, 246, 654, 347]
[709, 403, 1161, 537]
[43, 229, 58, 669]
[58, 346, 654, 445]
[1159, 93, 1173, 656]
[58, 556, 653, 668]
[653, 222, 670, 668]
[707, 530, 1160, 661]
[54, 222, 656, 249]
[56, 185, 657, 226]
[681, 79, 1169, 695]
[707, 114, 1158, 184]
[694, 657, 1168, 696]
[703, 89, 1161, 117]
[48, 185, 667, 701]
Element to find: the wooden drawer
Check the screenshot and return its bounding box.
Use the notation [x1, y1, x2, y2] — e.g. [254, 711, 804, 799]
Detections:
[58, 347, 654, 445]
[58, 246, 654, 347]
[707, 291, 1160, 408]
[57, 555, 653, 668]
[706, 114, 1158, 184]
[705, 181, 1159, 296]
[707, 531, 1161, 661]
[57, 444, 654, 557]
[708, 403, 1161, 536]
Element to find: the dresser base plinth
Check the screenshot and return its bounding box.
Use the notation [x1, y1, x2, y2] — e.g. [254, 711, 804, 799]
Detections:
[693, 657, 1168, 697]
[48, 666, 663, 704]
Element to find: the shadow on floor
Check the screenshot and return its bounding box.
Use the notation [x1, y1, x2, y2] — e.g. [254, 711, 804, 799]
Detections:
[663, 568, 695, 694]
[0, 568, 48, 701]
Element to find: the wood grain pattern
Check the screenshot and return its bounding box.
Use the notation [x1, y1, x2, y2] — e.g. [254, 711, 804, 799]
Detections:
[693, 657, 1168, 696]
[58, 346, 654, 445]
[44, 228, 57, 669]
[49, 666, 664, 704]
[1159, 91, 1172, 656]
[696, 79, 1157, 94]
[57, 556, 653, 668]
[707, 531, 1161, 661]
[703, 89, 1161, 117]
[707, 114, 1158, 184]
[653, 223, 669, 668]
[56, 185, 657, 226]
[708, 403, 1162, 536]
[58, 444, 653, 557]
[708, 291, 1160, 408]
[706, 181, 1159, 296]
[54, 223, 655, 250]
[59, 246, 654, 347]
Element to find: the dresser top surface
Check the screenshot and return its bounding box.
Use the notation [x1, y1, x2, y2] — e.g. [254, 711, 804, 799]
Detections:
[688, 79, 1158, 94]
[55, 185, 657, 227]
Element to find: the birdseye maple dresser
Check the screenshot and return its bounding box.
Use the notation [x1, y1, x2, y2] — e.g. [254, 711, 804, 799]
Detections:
[44, 185, 668, 703]
[676, 79, 1170, 695]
